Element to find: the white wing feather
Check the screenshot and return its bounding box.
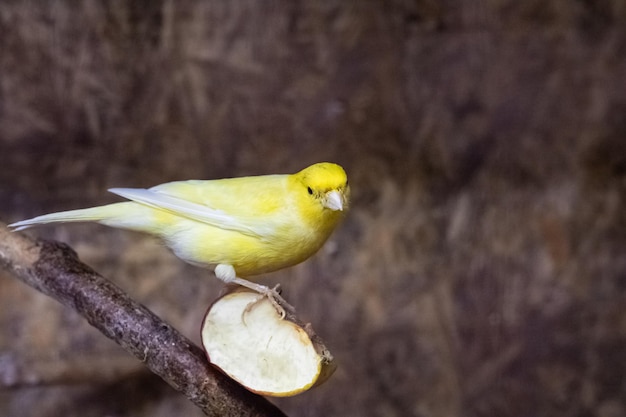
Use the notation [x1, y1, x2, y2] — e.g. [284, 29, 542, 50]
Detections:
[108, 188, 271, 237]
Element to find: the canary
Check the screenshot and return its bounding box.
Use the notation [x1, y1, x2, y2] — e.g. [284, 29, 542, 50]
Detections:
[10, 162, 349, 316]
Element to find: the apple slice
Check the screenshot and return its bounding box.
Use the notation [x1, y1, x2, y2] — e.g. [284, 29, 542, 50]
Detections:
[201, 289, 336, 397]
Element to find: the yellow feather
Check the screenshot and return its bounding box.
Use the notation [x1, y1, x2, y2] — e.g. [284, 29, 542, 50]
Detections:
[9, 163, 350, 284]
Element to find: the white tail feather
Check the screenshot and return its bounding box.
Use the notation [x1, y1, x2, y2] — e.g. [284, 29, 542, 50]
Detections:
[9, 206, 117, 231]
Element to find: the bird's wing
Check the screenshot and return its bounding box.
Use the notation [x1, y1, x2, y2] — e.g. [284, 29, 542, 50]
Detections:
[108, 187, 274, 237]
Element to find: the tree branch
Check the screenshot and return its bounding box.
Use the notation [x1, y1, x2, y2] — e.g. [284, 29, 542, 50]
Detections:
[0, 222, 287, 417]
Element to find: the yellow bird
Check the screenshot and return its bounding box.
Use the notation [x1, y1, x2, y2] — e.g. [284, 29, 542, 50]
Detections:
[10, 162, 350, 315]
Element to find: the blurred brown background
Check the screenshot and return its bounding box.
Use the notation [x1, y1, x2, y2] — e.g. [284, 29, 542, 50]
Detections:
[1, 1, 625, 416]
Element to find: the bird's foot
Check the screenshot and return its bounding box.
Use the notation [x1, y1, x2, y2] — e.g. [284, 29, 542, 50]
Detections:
[242, 284, 295, 320]
[218, 266, 295, 319]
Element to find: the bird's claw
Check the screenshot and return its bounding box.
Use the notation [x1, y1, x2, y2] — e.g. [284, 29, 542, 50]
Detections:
[243, 284, 295, 320]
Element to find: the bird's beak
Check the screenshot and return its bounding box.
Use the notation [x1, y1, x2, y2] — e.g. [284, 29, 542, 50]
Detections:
[324, 190, 344, 211]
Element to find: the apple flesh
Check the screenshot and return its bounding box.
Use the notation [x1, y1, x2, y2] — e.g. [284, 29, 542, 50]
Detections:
[201, 289, 336, 397]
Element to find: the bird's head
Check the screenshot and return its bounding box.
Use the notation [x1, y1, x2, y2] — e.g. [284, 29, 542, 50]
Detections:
[294, 162, 350, 212]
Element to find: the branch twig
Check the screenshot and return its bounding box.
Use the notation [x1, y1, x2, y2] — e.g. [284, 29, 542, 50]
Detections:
[0, 222, 286, 417]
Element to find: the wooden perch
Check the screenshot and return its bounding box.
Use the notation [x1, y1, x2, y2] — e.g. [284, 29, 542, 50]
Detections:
[0, 222, 287, 417]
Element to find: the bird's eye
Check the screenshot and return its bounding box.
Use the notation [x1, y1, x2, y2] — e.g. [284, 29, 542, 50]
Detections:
[307, 186, 313, 195]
